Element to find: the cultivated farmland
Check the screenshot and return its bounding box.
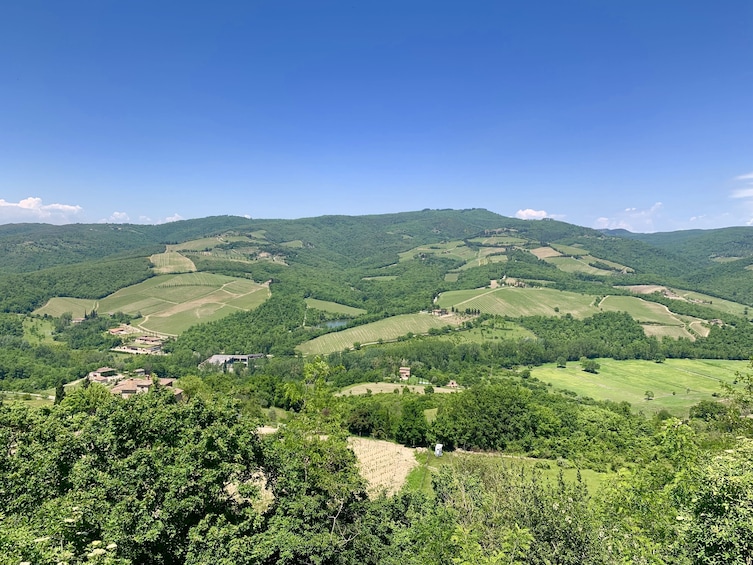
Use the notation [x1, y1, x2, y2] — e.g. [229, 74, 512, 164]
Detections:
[96, 273, 269, 336]
[531, 358, 746, 416]
[34, 297, 96, 318]
[437, 287, 598, 318]
[348, 437, 418, 496]
[149, 251, 197, 274]
[297, 313, 464, 355]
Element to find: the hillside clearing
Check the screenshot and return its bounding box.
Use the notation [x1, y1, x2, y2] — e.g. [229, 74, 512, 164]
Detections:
[297, 313, 464, 355]
[96, 273, 269, 335]
[305, 298, 366, 316]
[531, 358, 746, 416]
[149, 251, 197, 274]
[437, 287, 598, 318]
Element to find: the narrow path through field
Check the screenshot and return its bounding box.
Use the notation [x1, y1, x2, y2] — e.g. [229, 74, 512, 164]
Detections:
[454, 287, 500, 308]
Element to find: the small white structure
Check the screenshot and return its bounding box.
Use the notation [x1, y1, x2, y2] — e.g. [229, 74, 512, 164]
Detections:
[434, 443, 443, 457]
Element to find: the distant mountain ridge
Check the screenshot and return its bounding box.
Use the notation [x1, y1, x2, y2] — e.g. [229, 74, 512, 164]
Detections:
[1, 209, 753, 313]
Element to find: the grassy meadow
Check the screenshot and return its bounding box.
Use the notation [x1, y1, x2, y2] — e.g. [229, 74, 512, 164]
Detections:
[297, 313, 464, 355]
[34, 297, 97, 318]
[531, 358, 746, 416]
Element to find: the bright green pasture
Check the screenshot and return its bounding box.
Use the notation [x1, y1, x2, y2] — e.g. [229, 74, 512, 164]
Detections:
[437, 287, 598, 318]
[297, 313, 463, 355]
[531, 358, 746, 416]
[544, 256, 612, 276]
[599, 295, 683, 325]
[33, 297, 96, 318]
[305, 298, 366, 316]
[23, 317, 56, 344]
[149, 251, 196, 274]
[94, 273, 268, 335]
[407, 450, 610, 495]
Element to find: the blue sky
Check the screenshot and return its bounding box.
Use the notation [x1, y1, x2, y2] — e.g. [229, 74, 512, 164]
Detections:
[1, 1, 751, 232]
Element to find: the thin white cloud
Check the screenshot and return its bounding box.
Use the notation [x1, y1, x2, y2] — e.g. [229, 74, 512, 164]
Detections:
[101, 211, 130, 223]
[593, 202, 663, 232]
[515, 208, 549, 220]
[734, 172, 753, 181]
[161, 213, 184, 223]
[731, 187, 753, 199]
[0, 197, 83, 224]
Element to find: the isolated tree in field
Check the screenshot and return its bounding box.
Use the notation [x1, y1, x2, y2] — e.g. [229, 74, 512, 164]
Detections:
[580, 358, 600, 374]
[645, 390, 654, 401]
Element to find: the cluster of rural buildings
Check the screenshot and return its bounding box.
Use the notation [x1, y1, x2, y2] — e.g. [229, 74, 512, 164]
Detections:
[87, 367, 183, 400]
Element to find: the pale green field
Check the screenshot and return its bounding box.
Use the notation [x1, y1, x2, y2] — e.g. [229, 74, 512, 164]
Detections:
[444, 272, 459, 282]
[362, 276, 398, 281]
[544, 256, 612, 276]
[34, 297, 97, 318]
[457, 253, 508, 270]
[531, 358, 746, 416]
[92, 273, 269, 335]
[305, 298, 366, 316]
[437, 287, 598, 318]
[642, 324, 695, 340]
[672, 289, 751, 318]
[149, 251, 197, 274]
[297, 313, 464, 355]
[550, 243, 588, 256]
[599, 295, 683, 325]
[281, 240, 304, 248]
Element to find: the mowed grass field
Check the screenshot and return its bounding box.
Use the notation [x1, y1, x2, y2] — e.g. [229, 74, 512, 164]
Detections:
[34, 297, 97, 318]
[95, 273, 269, 335]
[305, 298, 366, 316]
[531, 358, 747, 416]
[149, 251, 196, 274]
[599, 295, 698, 339]
[437, 287, 599, 318]
[297, 313, 464, 355]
